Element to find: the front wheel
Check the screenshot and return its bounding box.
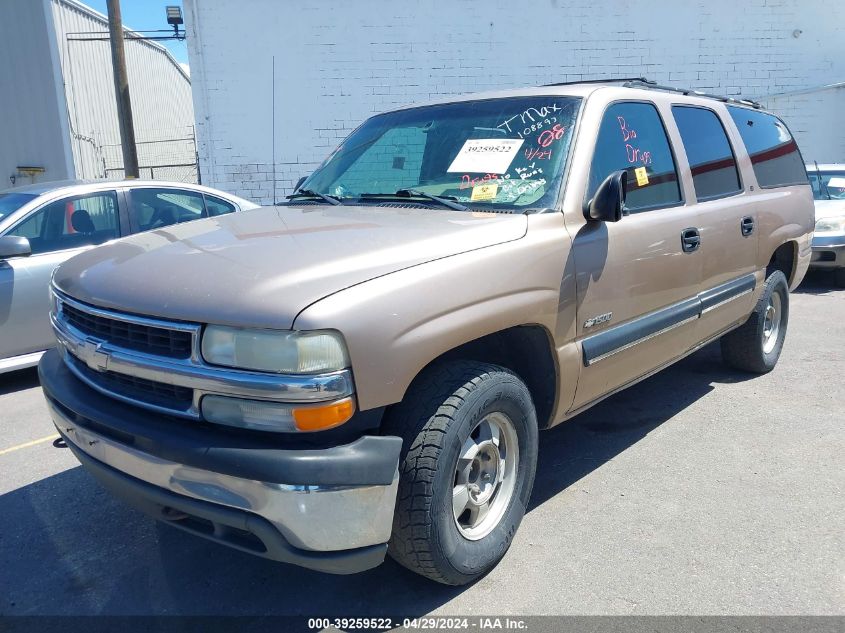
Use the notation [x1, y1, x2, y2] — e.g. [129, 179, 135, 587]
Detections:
[720, 270, 789, 373]
[835, 268, 845, 288]
[384, 361, 538, 585]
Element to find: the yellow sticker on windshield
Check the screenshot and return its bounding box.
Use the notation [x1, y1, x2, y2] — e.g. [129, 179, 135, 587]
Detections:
[471, 183, 498, 201]
[635, 166, 649, 187]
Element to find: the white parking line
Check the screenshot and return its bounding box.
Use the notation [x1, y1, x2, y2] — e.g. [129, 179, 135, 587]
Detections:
[0, 434, 59, 456]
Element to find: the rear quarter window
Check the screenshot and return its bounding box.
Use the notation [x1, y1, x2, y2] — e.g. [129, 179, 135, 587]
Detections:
[727, 107, 807, 188]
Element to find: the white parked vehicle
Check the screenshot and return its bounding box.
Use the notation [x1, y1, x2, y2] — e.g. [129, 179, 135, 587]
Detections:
[0, 180, 258, 373]
[807, 164, 845, 286]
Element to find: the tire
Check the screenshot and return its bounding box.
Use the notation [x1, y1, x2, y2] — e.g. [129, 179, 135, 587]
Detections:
[720, 270, 789, 373]
[383, 361, 538, 585]
[835, 268, 845, 288]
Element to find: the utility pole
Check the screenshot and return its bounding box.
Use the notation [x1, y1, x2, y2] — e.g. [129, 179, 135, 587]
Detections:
[106, 0, 139, 178]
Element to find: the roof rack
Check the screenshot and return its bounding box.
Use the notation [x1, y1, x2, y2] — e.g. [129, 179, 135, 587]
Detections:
[543, 77, 651, 87]
[543, 77, 763, 109]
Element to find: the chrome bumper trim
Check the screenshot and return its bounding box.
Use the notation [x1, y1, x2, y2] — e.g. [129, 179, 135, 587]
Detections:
[49, 401, 398, 552]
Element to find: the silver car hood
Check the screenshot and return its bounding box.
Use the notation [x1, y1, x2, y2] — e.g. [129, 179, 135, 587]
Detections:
[813, 198, 845, 220]
[53, 204, 527, 329]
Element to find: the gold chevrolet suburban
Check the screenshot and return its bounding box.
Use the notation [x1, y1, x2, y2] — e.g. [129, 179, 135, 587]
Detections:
[40, 79, 814, 585]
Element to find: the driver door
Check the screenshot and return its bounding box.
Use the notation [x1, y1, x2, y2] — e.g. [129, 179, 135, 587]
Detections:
[569, 100, 703, 411]
[0, 190, 122, 361]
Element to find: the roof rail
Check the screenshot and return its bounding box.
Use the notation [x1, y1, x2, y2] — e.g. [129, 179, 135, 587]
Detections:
[621, 79, 764, 109]
[542, 77, 652, 87]
[542, 77, 763, 109]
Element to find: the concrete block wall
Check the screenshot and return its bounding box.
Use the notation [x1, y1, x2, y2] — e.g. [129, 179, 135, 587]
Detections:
[184, 0, 845, 205]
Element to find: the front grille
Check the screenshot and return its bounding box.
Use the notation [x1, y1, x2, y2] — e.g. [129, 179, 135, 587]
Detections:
[62, 301, 193, 359]
[68, 354, 194, 412]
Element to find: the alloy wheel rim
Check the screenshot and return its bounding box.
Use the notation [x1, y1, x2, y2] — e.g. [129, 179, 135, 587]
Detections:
[762, 291, 782, 354]
[452, 411, 519, 540]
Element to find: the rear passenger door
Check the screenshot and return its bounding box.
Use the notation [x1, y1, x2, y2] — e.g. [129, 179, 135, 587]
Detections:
[670, 105, 758, 339]
[570, 101, 703, 411]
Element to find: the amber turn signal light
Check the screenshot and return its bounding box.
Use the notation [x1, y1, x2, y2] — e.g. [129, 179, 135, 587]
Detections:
[292, 397, 355, 431]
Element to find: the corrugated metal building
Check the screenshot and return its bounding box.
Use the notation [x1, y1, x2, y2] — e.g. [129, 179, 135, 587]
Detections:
[0, 0, 196, 189]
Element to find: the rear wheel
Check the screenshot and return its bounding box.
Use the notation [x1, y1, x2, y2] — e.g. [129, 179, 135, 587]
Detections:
[384, 361, 538, 585]
[720, 270, 789, 373]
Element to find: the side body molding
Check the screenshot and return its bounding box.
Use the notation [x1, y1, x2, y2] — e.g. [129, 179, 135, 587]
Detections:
[581, 273, 756, 367]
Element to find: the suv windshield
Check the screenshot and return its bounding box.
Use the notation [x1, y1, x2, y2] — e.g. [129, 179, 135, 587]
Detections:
[0, 192, 38, 223]
[300, 96, 581, 212]
[808, 169, 845, 200]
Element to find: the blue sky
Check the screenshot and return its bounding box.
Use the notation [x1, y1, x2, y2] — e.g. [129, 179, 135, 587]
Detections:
[84, 0, 189, 66]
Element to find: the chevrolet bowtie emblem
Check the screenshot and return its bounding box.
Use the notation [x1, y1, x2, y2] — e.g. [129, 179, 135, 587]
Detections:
[75, 338, 110, 372]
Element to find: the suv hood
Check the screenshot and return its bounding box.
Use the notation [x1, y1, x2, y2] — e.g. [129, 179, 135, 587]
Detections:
[54, 204, 527, 328]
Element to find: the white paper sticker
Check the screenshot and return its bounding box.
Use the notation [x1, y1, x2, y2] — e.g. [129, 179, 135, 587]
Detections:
[827, 177, 845, 188]
[447, 139, 524, 174]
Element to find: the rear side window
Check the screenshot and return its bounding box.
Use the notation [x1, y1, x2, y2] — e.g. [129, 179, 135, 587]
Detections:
[727, 107, 807, 188]
[672, 106, 741, 200]
[588, 102, 681, 211]
[130, 188, 206, 232]
[204, 194, 237, 217]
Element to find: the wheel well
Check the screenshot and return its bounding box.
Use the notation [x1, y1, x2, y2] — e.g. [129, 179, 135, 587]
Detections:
[403, 325, 558, 429]
[766, 241, 796, 285]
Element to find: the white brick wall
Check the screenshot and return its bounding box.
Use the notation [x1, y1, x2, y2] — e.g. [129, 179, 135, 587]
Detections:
[184, 0, 845, 204]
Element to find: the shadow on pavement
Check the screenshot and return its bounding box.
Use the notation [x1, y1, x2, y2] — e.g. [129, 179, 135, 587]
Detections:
[794, 269, 843, 296]
[0, 367, 39, 397]
[0, 342, 756, 616]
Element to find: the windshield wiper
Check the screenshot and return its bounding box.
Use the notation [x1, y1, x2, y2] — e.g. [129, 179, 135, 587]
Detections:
[360, 189, 467, 211]
[285, 189, 342, 206]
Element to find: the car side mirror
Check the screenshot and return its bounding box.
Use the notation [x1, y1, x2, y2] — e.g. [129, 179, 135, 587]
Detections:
[294, 176, 307, 192]
[584, 170, 628, 223]
[0, 235, 32, 259]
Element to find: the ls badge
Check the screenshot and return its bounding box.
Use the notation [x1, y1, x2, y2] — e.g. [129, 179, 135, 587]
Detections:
[584, 312, 613, 329]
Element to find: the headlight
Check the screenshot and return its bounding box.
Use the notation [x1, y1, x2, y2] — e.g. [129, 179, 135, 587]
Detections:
[201, 325, 349, 374]
[815, 215, 845, 233]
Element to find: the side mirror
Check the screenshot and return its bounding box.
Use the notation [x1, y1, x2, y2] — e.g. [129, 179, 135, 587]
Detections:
[584, 170, 628, 222]
[0, 235, 32, 259]
[293, 176, 307, 192]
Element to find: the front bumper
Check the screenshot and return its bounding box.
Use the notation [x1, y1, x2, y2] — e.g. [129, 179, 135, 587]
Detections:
[39, 350, 402, 575]
[809, 235, 845, 270]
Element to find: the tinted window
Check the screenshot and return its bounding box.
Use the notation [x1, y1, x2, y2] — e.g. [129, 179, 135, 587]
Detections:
[130, 188, 206, 231]
[204, 194, 237, 217]
[727, 107, 807, 188]
[6, 191, 119, 255]
[672, 106, 741, 199]
[588, 102, 681, 211]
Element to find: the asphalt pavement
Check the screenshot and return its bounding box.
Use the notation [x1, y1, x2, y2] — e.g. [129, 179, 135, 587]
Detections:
[0, 271, 842, 617]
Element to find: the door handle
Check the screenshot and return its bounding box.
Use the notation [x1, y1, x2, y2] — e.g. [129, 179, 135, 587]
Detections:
[681, 227, 701, 253]
[741, 216, 755, 237]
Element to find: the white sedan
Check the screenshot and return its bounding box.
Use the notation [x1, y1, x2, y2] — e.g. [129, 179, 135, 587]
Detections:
[0, 179, 258, 373]
[807, 164, 845, 287]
